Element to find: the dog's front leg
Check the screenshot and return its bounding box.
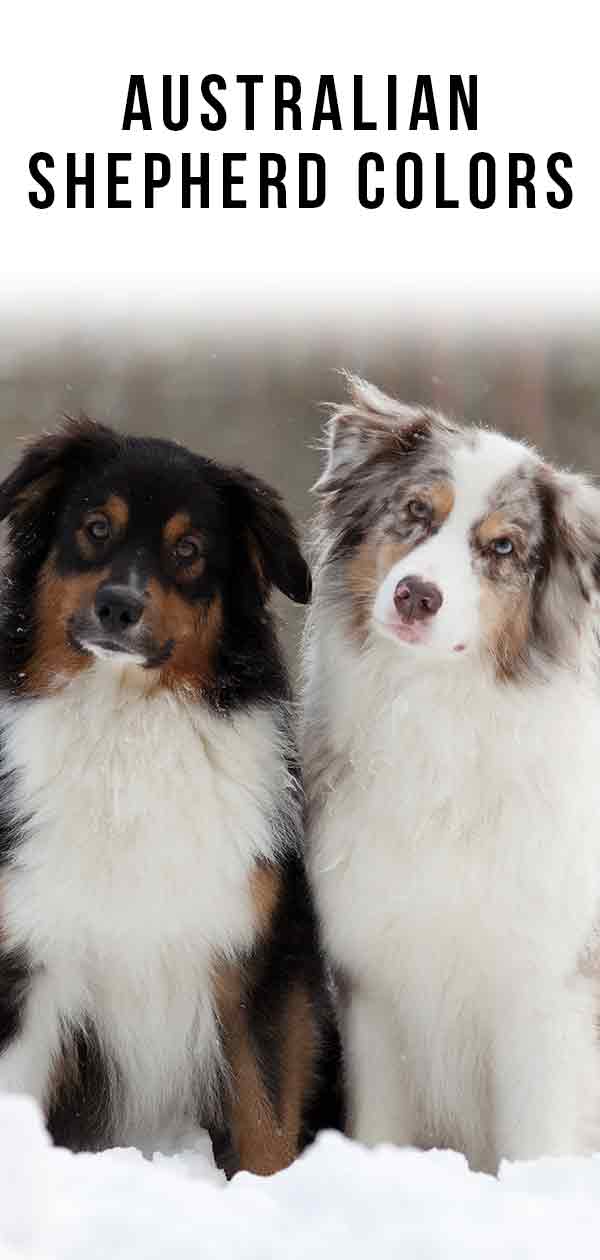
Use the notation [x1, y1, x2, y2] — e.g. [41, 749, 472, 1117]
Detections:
[344, 986, 416, 1149]
[0, 965, 60, 1110]
[492, 981, 597, 1165]
[215, 963, 316, 1176]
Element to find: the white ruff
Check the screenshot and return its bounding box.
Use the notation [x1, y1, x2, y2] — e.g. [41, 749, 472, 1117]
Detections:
[308, 627, 600, 1170]
[0, 662, 289, 1150]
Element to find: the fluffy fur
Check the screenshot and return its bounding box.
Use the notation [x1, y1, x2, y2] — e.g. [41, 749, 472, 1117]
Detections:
[305, 375, 600, 1173]
[0, 416, 337, 1173]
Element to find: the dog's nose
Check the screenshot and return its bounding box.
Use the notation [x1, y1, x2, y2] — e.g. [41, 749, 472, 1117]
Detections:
[95, 584, 145, 634]
[394, 575, 443, 622]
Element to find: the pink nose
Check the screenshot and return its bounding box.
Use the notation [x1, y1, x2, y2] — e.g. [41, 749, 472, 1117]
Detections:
[394, 575, 443, 623]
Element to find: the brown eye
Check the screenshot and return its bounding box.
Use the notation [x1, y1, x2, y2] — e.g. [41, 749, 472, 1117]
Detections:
[86, 514, 110, 542]
[174, 535, 201, 563]
[408, 498, 430, 520]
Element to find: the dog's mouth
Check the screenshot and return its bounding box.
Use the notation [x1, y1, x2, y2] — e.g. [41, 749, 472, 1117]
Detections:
[373, 617, 469, 657]
[373, 617, 431, 646]
[68, 622, 174, 670]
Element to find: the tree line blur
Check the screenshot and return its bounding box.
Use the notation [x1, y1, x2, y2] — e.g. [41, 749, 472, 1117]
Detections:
[2, 317, 599, 669]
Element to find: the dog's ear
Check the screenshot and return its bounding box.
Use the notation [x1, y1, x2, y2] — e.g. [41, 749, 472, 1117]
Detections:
[225, 467, 311, 605]
[315, 374, 434, 493]
[0, 416, 120, 545]
[551, 469, 600, 609]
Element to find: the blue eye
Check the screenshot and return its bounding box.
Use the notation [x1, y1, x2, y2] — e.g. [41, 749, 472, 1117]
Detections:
[492, 537, 513, 556]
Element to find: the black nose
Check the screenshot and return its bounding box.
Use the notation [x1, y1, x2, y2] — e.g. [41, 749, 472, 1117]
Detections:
[394, 575, 443, 622]
[94, 584, 145, 635]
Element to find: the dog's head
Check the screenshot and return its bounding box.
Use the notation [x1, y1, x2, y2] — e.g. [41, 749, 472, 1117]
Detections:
[0, 417, 311, 696]
[315, 376, 600, 679]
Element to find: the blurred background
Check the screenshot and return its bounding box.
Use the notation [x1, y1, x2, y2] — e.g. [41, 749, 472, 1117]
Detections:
[2, 314, 599, 672]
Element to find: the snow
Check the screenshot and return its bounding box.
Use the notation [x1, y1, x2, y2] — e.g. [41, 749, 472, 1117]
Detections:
[2, 1096, 600, 1259]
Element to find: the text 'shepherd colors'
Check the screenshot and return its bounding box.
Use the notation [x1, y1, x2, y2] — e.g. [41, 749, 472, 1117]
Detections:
[28, 74, 573, 211]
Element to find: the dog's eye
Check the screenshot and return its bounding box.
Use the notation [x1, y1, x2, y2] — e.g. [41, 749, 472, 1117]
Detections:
[174, 536, 201, 563]
[407, 499, 430, 520]
[491, 537, 513, 556]
[85, 515, 111, 542]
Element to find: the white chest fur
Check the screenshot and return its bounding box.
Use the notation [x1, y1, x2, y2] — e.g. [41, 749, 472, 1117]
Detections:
[309, 630, 600, 1055]
[310, 629, 600, 959]
[0, 663, 288, 1144]
[307, 629, 600, 1163]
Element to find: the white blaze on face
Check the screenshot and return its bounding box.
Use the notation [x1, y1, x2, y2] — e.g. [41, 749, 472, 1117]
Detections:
[372, 431, 533, 658]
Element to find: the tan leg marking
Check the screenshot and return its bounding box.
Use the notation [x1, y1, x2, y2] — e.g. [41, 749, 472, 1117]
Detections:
[213, 861, 317, 1176]
[279, 984, 318, 1145]
[249, 863, 282, 938]
[214, 963, 297, 1176]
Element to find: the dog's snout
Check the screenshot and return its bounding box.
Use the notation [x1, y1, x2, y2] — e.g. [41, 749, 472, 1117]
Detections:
[394, 575, 443, 622]
[94, 584, 145, 634]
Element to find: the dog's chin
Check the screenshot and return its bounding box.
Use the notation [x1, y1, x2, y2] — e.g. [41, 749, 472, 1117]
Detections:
[372, 618, 471, 659]
[78, 640, 149, 669]
[374, 618, 427, 646]
[75, 634, 175, 671]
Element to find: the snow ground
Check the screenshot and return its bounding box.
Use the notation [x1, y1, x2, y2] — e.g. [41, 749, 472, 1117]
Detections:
[3, 1095, 600, 1259]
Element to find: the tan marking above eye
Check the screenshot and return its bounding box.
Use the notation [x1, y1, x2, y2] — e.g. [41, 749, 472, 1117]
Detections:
[83, 495, 129, 534]
[77, 496, 129, 558]
[163, 514, 205, 581]
[428, 481, 455, 522]
[103, 495, 129, 530]
[476, 510, 525, 552]
[164, 511, 192, 548]
[405, 481, 454, 525]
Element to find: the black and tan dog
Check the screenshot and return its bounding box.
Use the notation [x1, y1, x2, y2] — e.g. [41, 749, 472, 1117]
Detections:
[0, 416, 337, 1174]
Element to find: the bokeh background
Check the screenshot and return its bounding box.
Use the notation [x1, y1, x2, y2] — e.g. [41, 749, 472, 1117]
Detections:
[2, 315, 599, 671]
